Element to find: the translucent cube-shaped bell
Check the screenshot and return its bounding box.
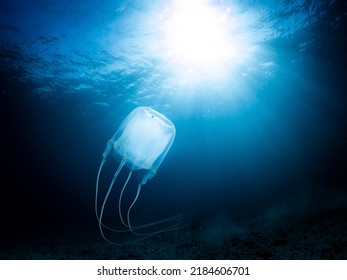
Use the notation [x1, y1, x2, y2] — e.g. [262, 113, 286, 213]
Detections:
[109, 107, 175, 171]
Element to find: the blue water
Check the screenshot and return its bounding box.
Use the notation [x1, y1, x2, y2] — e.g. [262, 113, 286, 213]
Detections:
[1, 0, 346, 259]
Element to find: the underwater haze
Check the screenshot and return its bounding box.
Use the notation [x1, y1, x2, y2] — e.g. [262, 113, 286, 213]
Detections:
[1, 0, 347, 259]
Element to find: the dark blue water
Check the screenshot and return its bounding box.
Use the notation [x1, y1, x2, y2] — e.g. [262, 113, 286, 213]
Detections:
[1, 0, 346, 259]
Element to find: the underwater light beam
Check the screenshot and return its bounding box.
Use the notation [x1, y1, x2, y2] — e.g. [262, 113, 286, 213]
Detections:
[161, 0, 249, 80]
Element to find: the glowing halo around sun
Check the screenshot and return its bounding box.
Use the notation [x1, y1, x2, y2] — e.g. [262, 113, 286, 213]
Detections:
[106, 0, 270, 100]
[157, 0, 256, 84]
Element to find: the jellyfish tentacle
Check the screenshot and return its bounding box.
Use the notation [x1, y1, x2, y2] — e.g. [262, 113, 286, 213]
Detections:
[97, 159, 181, 236]
[95, 158, 106, 221]
[118, 170, 182, 230]
[118, 169, 133, 227]
[96, 159, 138, 233]
[127, 183, 142, 235]
[96, 159, 125, 220]
[98, 164, 174, 246]
[98, 160, 126, 239]
[126, 183, 189, 237]
[98, 159, 129, 242]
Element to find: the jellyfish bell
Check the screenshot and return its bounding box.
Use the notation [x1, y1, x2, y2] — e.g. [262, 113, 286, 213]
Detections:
[112, 107, 175, 173]
[96, 106, 183, 245]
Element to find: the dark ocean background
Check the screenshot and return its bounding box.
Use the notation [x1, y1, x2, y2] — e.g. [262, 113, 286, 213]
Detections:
[1, 0, 346, 259]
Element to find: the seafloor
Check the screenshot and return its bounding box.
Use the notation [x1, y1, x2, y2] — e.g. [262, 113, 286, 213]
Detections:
[1, 206, 346, 259]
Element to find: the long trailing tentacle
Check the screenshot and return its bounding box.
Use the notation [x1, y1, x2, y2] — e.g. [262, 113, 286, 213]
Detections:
[98, 163, 184, 246]
[95, 158, 106, 221]
[126, 183, 189, 237]
[96, 158, 125, 220]
[118, 170, 133, 227]
[96, 158, 188, 245]
[96, 159, 132, 233]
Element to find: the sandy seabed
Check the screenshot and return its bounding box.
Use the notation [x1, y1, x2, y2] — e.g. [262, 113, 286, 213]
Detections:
[1, 206, 346, 260]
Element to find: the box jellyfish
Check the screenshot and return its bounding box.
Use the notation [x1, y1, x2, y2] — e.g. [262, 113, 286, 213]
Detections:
[95, 107, 184, 244]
